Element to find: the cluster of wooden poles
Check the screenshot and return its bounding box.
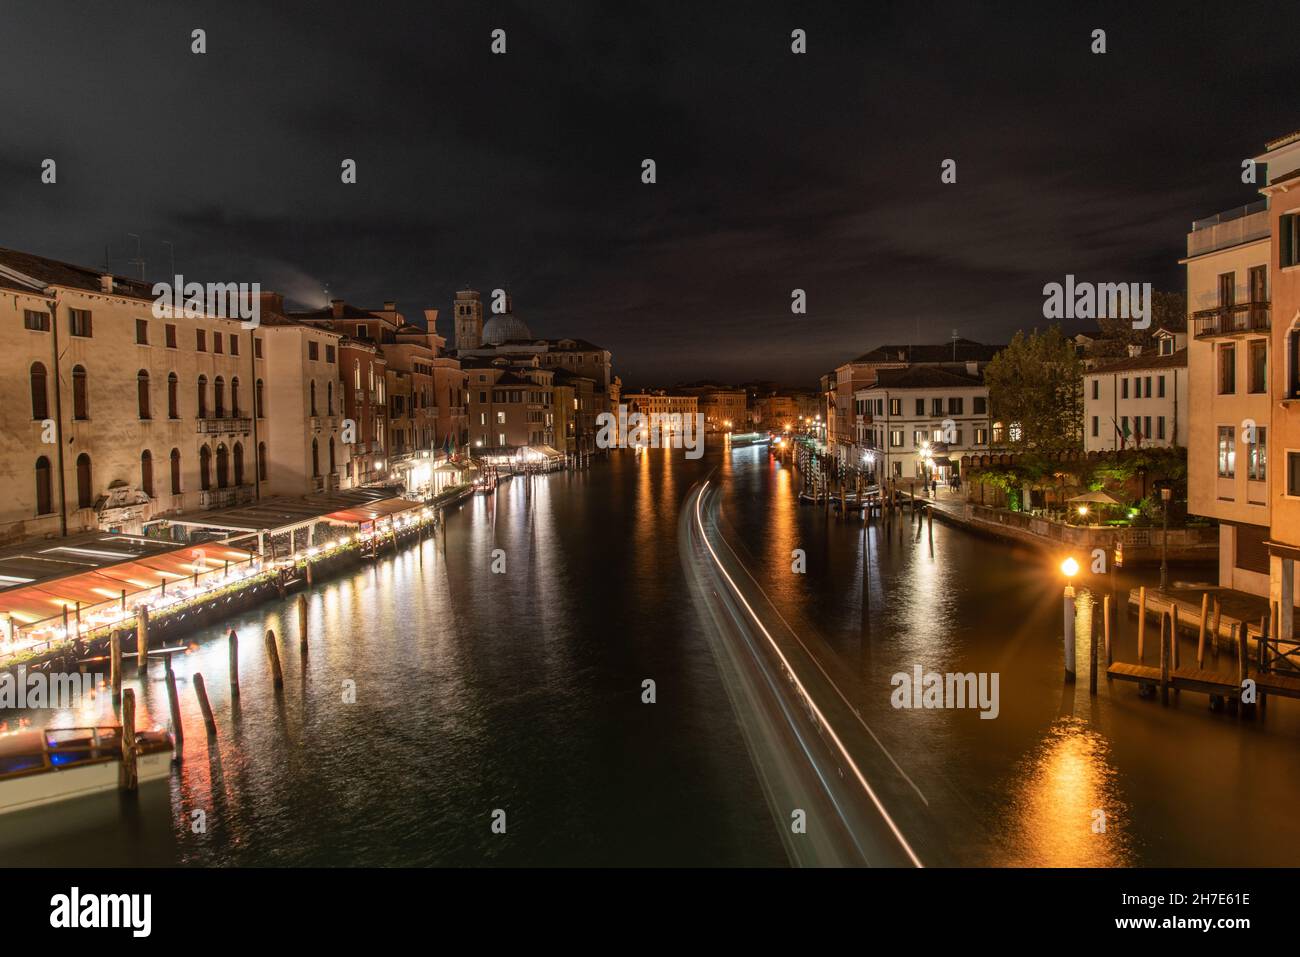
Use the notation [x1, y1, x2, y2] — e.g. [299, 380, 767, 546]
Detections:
[113, 593, 312, 790]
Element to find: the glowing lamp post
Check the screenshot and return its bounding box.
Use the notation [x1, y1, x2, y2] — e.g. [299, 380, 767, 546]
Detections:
[1159, 485, 1172, 590]
[1061, 556, 1079, 683]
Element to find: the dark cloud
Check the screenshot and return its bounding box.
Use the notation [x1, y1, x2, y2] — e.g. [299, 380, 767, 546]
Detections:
[1, 0, 1296, 386]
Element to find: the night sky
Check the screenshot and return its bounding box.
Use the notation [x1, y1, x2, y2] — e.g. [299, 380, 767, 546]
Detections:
[2, 1, 1296, 387]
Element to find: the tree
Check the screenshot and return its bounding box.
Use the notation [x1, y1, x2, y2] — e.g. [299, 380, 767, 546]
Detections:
[984, 326, 1083, 451]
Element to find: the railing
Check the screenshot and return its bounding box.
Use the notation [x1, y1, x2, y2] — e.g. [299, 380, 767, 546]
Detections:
[1192, 301, 1270, 338]
[196, 416, 253, 435]
[200, 485, 255, 508]
[1192, 200, 1268, 231]
[310, 415, 339, 431]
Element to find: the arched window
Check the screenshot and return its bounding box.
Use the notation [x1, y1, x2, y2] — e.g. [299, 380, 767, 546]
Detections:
[72, 365, 88, 420]
[216, 443, 230, 488]
[354, 359, 361, 390]
[197, 375, 208, 419]
[231, 377, 241, 417]
[137, 370, 151, 419]
[233, 442, 245, 486]
[30, 363, 48, 420]
[258, 442, 268, 481]
[327, 381, 334, 415]
[35, 457, 52, 515]
[311, 437, 320, 477]
[199, 445, 211, 491]
[328, 437, 336, 473]
[170, 448, 181, 494]
[214, 376, 226, 418]
[75, 452, 92, 509]
[256, 378, 264, 418]
[140, 449, 153, 497]
[167, 372, 179, 418]
[310, 380, 318, 416]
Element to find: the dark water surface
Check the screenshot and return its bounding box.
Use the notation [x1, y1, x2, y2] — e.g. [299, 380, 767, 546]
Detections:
[5, 445, 1299, 866]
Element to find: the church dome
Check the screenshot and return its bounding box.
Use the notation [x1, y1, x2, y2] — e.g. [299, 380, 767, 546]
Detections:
[481, 311, 532, 345]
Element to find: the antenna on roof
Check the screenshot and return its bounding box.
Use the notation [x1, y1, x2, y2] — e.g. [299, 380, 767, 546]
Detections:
[126, 234, 146, 280]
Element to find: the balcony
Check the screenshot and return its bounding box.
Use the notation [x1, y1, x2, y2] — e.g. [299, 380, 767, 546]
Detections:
[196, 416, 252, 435]
[1192, 301, 1270, 339]
[310, 415, 339, 431]
[200, 485, 255, 508]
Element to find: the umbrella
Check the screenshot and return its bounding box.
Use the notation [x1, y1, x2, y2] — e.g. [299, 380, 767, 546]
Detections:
[1067, 490, 1123, 506]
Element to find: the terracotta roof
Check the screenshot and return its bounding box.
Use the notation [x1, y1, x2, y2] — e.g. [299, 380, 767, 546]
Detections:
[850, 339, 1001, 365]
[1088, 347, 1188, 374]
[866, 365, 984, 389]
[0, 246, 155, 299]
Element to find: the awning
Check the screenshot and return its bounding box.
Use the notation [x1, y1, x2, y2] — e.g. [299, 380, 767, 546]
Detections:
[528, 445, 564, 459]
[324, 498, 424, 525]
[931, 456, 954, 467]
[0, 541, 255, 625]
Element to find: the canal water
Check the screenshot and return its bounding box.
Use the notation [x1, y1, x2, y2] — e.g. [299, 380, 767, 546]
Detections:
[4, 445, 1299, 866]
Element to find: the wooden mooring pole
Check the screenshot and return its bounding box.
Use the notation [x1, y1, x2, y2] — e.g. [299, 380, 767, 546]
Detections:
[1088, 602, 1098, 695]
[1159, 611, 1169, 704]
[1103, 594, 1112, 670]
[228, 628, 240, 697]
[136, 604, 150, 670]
[1137, 586, 1146, 664]
[1197, 592, 1209, 668]
[265, 628, 284, 689]
[193, 673, 218, 737]
[298, 594, 309, 653]
[164, 656, 183, 757]
[119, 688, 138, 792]
[110, 630, 122, 703]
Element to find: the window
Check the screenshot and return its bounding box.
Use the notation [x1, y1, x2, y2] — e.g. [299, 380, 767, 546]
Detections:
[325, 345, 336, 363]
[254, 337, 263, 359]
[168, 373, 179, 418]
[327, 381, 334, 414]
[1091, 380, 1099, 400]
[231, 378, 241, 417]
[1158, 375, 1167, 398]
[170, 449, 182, 494]
[328, 438, 336, 474]
[497, 411, 506, 424]
[1144, 416, 1152, 440]
[974, 427, 988, 445]
[213, 333, 224, 355]
[258, 442, 267, 481]
[309, 341, 319, 361]
[498, 432, 506, 446]
[1291, 330, 1300, 399]
[1249, 264, 1268, 304]
[197, 375, 208, 418]
[1144, 376, 1152, 397]
[948, 397, 963, 415]
[931, 398, 943, 416]
[24, 309, 49, 331]
[69, 309, 92, 337]
[889, 398, 901, 416]
[914, 399, 925, 416]
[1217, 426, 1235, 478]
[1248, 427, 1266, 481]
[34, 457, 52, 515]
[310, 380, 318, 416]
[72, 365, 88, 419]
[199, 445, 212, 490]
[140, 450, 153, 498]
[1288, 451, 1300, 497]
[1248, 340, 1267, 394]
[135, 318, 148, 344]
[1157, 416, 1166, 441]
[356, 324, 366, 338]
[137, 370, 150, 419]
[1218, 344, 1236, 394]
[197, 329, 207, 351]
[165, 323, 177, 348]
[1120, 416, 1129, 440]
[1282, 213, 1300, 269]
[913, 429, 926, 447]
[973, 396, 986, 415]
[229, 334, 239, 356]
[311, 439, 320, 477]
[30, 362, 48, 419]
[234, 443, 245, 486]
[75, 453, 92, 509]
[1091, 416, 1099, 437]
[1121, 378, 1129, 399]
[214, 377, 226, 418]
[216, 444, 229, 488]
[256, 379, 264, 417]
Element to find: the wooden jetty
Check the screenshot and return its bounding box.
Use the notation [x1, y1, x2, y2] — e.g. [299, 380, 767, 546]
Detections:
[1108, 587, 1300, 710]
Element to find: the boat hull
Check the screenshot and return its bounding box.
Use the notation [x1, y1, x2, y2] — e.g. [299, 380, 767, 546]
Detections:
[0, 748, 171, 815]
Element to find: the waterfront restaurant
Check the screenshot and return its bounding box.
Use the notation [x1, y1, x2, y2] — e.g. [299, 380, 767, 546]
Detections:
[0, 533, 256, 656]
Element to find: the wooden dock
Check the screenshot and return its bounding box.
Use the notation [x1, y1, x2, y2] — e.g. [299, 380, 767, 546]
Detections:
[1108, 586, 1300, 712]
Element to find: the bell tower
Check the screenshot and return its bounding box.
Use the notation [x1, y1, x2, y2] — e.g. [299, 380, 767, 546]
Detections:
[454, 287, 483, 351]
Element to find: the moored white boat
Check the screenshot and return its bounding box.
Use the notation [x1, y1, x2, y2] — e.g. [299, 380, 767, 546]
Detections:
[0, 726, 173, 814]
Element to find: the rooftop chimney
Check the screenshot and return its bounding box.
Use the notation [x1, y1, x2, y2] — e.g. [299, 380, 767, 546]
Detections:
[966, 361, 979, 376]
[99, 274, 114, 293]
[331, 299, 345, 319]
[383, 300, 396, 312]
[1127, 344, 1142, 357]
[259, 291, 285, 316]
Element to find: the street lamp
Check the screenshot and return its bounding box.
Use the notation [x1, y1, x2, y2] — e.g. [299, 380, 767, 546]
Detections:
[1060, 556, 1079, 682]
[1160, 485, 1172, 590]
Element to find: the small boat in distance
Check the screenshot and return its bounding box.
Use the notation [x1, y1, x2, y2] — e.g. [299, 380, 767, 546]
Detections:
[726, 431, 771, 448]
[0, 726, 173, 814]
